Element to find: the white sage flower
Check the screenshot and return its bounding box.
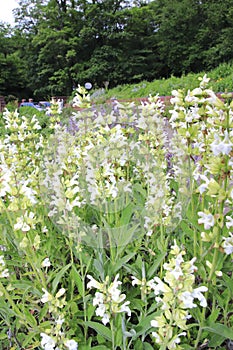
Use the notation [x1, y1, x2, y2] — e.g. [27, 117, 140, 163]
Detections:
[64, 339, 78, 350]
[40, 333, 56, 350]
[226, 216, 233, 229]
[198, 211, 215, 230]
[180, 286, 208, 308]
[210, 131, 232, 156]
[41, 288, 53, 303]
[41, 258, 51, 268]
[87, 274, 131, 325]
[222, 233, 233, 255]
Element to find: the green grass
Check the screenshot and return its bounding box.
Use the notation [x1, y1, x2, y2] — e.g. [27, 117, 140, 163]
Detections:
[91, 62, 233, 102]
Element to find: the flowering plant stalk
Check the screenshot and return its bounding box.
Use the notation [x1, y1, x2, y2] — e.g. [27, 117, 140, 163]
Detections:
[87, 274, 131, 349]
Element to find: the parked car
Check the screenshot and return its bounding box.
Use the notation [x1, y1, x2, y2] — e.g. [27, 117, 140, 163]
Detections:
[20, 102, 43, 111]
[38, 101, 51, 108]
[20, 101, 51, 112]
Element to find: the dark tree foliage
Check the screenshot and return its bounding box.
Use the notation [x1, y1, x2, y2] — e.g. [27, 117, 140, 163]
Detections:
[0, 24, 29, 99]
[152, 0, 205, 76]
[1, 0, 233, 99]
[196, 0, 233, 68]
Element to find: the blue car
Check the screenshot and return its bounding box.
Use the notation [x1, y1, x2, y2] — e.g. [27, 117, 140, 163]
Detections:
[39, 101, 51, 108]
[20, 102, 43, 111]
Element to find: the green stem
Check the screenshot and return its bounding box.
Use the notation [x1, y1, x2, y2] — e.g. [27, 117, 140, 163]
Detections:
[122, 315, 127, 350]
[111, 318, 115, 350]
[208, 245, 219, 285]
[194, 323, 203, 349]
[79, 253, 88, 340]
[187, 155, 197, 258]
[0, 198, 15, 229]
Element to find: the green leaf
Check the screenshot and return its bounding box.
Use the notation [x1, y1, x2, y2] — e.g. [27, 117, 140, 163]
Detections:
[115, 314, 123, 347]
[52, 263, 71, 293]
[181, 345, 194, 350]
[134, 312, 160, 337]
[0, 333, 8, 340]
[39, 304, 49, 322]
[85, 321, 112, 341]
[22, 307, 37, 327]
[147, 251, 166, 279]
[111, 251, 136, 274]
[71, 265, 84, 297]
[129, 298, 145, 312]
[208, 333, 225, 347]
[93, 258, 105, 280]
[133, 183, 147, 199]
[78, 340, 93, 350]
[214, 293, 225, 308]
[143, 343, 155, 350]
[22, 332, 36, 347]
[207, 308, 220, 324]
[87, 303, 96, 321]
[223, 273, 233, 296]
[185, 200, 200, 230]
[134, 339, 143, 350]
[39, 320, 55, 329]
[179, 220, 194, 237]
[112, 224, 140, 256]
[119, 203, 134, 226]
[11, 280, 41, 296]
[203, 323, 233, 340]
[96, 333, 106, 344]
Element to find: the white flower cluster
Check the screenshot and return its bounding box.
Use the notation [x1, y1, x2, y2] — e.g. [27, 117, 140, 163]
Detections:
[87, 274, 131, 325]
[197, 211, 215, 230]
[41, 257, 51, 268]
[222, 233, 233, 255]
[40, 287, 78, 350]
[41, 94, 187, 247]
[0, 255, 9, 279]
[41, 287, 67, 312]
[40, 332, 78, 350]
[150, 241, 208, 349]
[210, 131, 232, 156]
[169, 75, 233, 265]
[0, 110, 44, 256]
[73, 84, 91, 109]
[131, 275, 154, 295]
[14, 211, 37, 232]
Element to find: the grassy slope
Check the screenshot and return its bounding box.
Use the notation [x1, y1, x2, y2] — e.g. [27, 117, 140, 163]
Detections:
[91, 62, 233, 102]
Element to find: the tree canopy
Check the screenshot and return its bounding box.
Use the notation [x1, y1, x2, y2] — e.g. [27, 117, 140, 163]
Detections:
[1, 0, 233, 100]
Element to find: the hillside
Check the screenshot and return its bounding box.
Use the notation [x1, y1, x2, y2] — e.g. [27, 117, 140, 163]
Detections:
[91, 62, 233, 103]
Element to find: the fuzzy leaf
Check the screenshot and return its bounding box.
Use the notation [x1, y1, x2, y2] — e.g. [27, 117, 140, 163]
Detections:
[85, 321, 112, 341]
[71, 265, 84, 297]
[203, 323, 233, 340]
[111, 251, 136, 274]
[147, 251, 167, 279]
[134, 312, 160, 337]
[52, 263, 71, 293]
[143, 343, 155, 350]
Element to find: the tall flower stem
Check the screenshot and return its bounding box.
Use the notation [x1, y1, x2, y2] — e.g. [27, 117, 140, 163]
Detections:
[187, 154, 197, 258]
[80, 251, 88, 340]
[196, 107, 231, 347]
[110, 319, 115, 350]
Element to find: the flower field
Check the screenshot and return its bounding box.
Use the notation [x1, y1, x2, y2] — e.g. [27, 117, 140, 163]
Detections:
[0, 76, 233, 350]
